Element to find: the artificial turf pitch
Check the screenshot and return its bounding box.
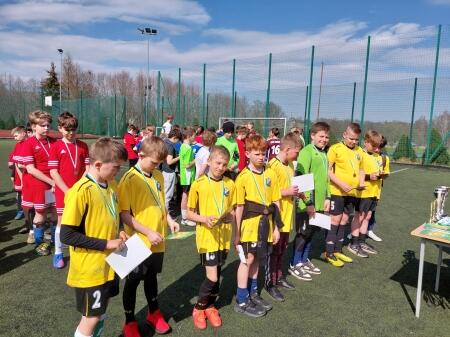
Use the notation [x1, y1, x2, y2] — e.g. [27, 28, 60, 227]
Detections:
[0, 139, 449, 337]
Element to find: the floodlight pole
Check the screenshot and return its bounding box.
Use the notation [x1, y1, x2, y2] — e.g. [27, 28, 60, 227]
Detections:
[138, 27, 158, 125]
[58, 48, 63, 112]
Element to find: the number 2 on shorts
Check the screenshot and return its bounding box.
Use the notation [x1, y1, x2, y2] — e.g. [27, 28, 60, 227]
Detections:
[92, 290, 102, 309]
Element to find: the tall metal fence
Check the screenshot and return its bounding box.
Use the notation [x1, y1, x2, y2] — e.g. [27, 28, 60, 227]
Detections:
[1, 24, 449, 165]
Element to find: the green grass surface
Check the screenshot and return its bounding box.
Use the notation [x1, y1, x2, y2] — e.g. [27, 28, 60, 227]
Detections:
[0, 139, 449, 337]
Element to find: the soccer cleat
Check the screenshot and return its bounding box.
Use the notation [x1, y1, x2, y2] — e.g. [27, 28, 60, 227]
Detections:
[53, 253, 65, 269]
[123, 321, 141, 337]
[334, 252, 353, 263]
[14, 210, 25, 220]
[250, 293, 272, 311]
[18, 226, 29, 234]
[346, 244, 369, 258]
[360, 242, 378, 255]
[265, 285, 285, 302]
[181, 219, 196, 227]
[26, 232, 35, 244]
[205, 306, 222, 328]
[303, 259, 321, 275]
[368, 230, 383, 242]
[35, 242, 51, 256]
[277, 277, 296, 290]
[234, 298, 266, 318]
[146, 309, 171, 334]
[192, 308, 207, 330]
[288, 264, 313, 281]
[325, 254, 345, 267]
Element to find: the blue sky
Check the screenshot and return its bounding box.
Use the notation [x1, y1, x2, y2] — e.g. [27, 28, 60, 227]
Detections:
[0, 0, 449, 122]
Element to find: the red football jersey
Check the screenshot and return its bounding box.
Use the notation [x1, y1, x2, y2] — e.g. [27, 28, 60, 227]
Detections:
[21, 136, 56, 174]
[266, 138, 281, 161]
[236, 138, 247, 172]
[123, 132, 138, 159]
[10, 141, 25, 191]
[48, 139, 89, 187]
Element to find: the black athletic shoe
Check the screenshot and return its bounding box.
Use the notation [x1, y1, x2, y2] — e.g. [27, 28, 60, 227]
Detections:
[250, 293, 273, 311]
[234, 298, 266, 318]
[277, 277, 296, 290]
[265, 285, 284, 302]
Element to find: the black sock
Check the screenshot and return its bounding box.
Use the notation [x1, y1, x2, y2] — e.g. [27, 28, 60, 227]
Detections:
[123, 278, 140, 323]
[209, 267, 221, 307]
[144, 272, 159, 313]
[351, 235, 359, 245]
[335, 225, 345, 252]
[359, 233, 367, 244]
[195, 278, 216, 310]
[325, 226, 338, 256]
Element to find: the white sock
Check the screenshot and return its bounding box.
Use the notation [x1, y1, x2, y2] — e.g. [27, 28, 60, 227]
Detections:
[181, 209, 187, 220]
[74, 328, 92, 337]
[54, 226, 62, 254]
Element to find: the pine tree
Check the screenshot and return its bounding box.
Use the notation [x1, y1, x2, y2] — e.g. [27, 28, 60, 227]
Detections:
[5, 115, 16, 129]
[423, 128, 450, 164]
[393, 135, 416, 161]
[0, 119, 5, 129]
[41, 62, 60, 101]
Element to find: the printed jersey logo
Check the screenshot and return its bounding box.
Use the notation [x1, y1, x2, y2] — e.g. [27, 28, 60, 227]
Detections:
[61, 149, 66, 154]
[265, 178, 271, 187]
[224, 187, 230, 197]
[35, 146, 40, 150]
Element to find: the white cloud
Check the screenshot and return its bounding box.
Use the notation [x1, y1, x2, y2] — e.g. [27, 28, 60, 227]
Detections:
[428, 0, 450, 5]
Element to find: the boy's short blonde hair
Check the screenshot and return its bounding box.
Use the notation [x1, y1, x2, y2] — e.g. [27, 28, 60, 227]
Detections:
[209, 145, 230, 161]
[245, 134, 267, 152]
[11, 126, 26, 135]
[139, 136, 168, 161]
[202, 130, 217, 147]
[28, 110, 52, 125]
[89, 137, 127, 163]
[310, 122, 330, 134]
[280, 132, 302, 150]
[364, 130, 382, 147]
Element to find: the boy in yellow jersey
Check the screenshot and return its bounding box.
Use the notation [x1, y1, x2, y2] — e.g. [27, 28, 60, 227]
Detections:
[60, 138, 128, 337]
[265, 133, 302, 302]
[348, 130, 383, 257]
[118, 136, 180, 337]
[187, 145, 236, 330]
[234, 134, 282, 318]
[327, 123, 365, 266]
[367, 135, 390, 242]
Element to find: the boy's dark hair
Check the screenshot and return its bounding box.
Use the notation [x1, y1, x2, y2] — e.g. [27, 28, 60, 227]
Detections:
[183, 127, 195, 139]
[127, 124, 137, 132]
[347, 122, 361, 134]
[168, 128, 182, 140]
[380, 135, 387, 149]
[202, 130, 217, 147]
[270, 128, 280, 137]
[311, 121, 330, 134]
[89, 137, 127, 163]
[58, 111, 78, 130]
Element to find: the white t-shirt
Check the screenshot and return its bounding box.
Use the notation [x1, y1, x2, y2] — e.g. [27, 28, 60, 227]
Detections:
[195, 146, 210, 179]
[162, 121, 172, 134]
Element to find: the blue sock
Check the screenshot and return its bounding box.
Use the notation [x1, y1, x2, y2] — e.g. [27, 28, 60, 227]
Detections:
[34, 226, 44, 245]
[292, 249, 303, 266]
[248, 278, 258, 295]
[236, 287, 249, 304]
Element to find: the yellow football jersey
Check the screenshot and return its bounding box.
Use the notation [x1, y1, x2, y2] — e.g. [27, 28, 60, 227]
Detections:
[235, 167, 281, 243]
[188, 175, 236, 253]
[62, 176, 119, 288]
[327, 142, 365, 197]
[118, 167, 167, 253]
[360, 151, 382, 198]
[267, 157, 294, 233]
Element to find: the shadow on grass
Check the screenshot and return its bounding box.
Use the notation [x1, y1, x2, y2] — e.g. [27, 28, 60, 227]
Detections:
[0, 242, 38, 276]
[390, 249, 450, 314]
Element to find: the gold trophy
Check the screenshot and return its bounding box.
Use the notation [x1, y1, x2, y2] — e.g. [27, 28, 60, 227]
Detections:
[430, 186, 449, 223]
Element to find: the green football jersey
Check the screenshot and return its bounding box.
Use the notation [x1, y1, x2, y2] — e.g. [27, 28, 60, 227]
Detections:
[179, 143, 195, 185]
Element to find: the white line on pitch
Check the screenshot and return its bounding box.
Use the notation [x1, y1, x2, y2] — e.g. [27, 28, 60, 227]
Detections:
[390, 168, 410, 174]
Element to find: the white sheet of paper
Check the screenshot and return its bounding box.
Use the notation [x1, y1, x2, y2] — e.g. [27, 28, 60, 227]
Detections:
[45, 189, 55, 204]
[236, 245, 247, 264]
[105, 234, 152, 279]
[309, 213, 331, 230]
[292, 173, 315, 192]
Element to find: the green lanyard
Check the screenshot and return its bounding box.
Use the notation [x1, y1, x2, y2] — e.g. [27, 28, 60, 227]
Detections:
[207, 175, 225, 215]
[312, 144, 329, 183]
[135, 165, 164, 213]
[250, 168, 267, 206]
[87, 174, 118, 224]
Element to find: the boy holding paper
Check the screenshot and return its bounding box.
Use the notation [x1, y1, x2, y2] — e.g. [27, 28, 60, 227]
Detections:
[327, 123, 365, 266]
[60, 138, 128, 337]
[187, 145, 236, 330]
[118, 136, 180, 337]
[290, 122, 331, 280]
[234, 134, 282, 318]
[265, 132, 302, 301]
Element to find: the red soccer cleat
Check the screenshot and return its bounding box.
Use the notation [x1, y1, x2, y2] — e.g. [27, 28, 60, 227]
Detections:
[146, 309, 171, 334]
[192, 308, 207, 330]
[205, 306, 222, 328]
[123, 321, 141, 337]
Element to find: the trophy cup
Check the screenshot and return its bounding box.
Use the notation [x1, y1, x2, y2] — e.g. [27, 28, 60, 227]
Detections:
[430, 186, 449, 223]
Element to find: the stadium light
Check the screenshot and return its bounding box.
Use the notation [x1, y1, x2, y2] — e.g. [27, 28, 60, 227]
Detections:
[138, 27, 158, 125]
[57, 49, 63, 112]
